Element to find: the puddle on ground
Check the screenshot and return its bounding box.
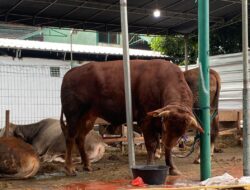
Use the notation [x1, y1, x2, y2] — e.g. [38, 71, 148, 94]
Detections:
[35, 172, 66, 180]
[58, 180, 130, 190]
[57, 177, 201, 190]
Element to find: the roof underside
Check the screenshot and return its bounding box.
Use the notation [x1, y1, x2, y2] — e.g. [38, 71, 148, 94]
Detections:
[0, 0, 245, 35]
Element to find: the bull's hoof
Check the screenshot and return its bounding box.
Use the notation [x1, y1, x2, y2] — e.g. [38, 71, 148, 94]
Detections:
[83, 166, 93, 172]
[169, 168, 182, 176]
[155, 148, 162, 159]
[155, 152, 161, 159]
[193, 159, 200, 164]
[214, 148, 223, 153]
[65, 166, 77, 176]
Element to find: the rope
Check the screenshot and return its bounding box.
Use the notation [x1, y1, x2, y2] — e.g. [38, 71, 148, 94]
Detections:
[171, 107, 218, 159]
[172, 133, 200, 158]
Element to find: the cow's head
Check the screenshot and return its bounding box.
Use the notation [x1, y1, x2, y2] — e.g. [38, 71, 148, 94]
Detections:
[147, 105, 203, 149]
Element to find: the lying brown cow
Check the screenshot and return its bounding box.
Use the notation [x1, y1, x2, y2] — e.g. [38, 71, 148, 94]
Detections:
[60, 59, 203, 176]
[184, 68, 221, 163]
[0, 118, 105, 164]
[0, 137, 40, 179]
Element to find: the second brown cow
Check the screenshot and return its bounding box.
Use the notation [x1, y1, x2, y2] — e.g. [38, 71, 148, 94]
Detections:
[60, 59, 203, 176]
[184, 68, 221, 163]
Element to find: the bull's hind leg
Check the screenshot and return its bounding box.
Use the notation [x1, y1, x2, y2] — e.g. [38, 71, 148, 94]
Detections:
[63, 126, 78, 176]
[61, 113, 81, 176]
[211, 115, 222, 154]
[75, 115, 96, 172]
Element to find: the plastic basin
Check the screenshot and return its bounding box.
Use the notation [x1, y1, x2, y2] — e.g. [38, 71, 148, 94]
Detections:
[131, 165, 169, 185]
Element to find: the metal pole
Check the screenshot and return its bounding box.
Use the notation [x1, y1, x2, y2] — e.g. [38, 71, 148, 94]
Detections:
[184, 34, 189, 71]
[120, 0, 136, 170]
[242, 0, 250, 176]
[198, 0, 211, 180]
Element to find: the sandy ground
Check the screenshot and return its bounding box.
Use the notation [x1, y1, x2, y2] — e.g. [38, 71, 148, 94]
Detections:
[0, 135, 243, 190]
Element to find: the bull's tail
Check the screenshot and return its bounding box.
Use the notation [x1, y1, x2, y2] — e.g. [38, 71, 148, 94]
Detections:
[60, 107, 67, 132]
[211, 69, 221, 111]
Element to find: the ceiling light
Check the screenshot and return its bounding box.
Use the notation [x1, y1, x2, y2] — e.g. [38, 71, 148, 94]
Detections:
[153, 9, 161, 18]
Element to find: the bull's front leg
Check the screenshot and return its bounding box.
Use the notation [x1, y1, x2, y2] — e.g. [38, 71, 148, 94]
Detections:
[165, 148, 182, 176]
[143, 131, 158, 165]
[146, 143, 157, 165]
[155, 134, 162, 159]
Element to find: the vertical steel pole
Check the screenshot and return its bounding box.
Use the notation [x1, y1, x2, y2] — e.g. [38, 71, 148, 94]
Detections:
[242, 0, 250, 176]
[198, 0, 211, 180]
[184, 34, 189, 71]
[120, 0, 136, 170]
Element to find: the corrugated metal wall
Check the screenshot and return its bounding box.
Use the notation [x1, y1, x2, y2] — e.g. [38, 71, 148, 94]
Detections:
[182, 52, 247, 111]
[210, 53, 246, 110]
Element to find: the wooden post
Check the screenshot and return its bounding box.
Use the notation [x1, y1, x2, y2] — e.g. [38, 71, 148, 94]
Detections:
[4, 110, 10, 137]
[121, 124, 125, 154]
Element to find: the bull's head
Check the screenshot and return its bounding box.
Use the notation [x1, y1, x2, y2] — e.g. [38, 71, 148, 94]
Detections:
[147, 105, 203, 149]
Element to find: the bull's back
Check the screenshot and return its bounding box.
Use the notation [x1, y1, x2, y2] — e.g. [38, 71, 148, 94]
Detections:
[184, 68, 220, 109]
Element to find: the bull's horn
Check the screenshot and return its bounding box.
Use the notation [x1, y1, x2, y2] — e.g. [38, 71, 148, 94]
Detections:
[189, 116, 204, 133]
[158, 110, 170, 117]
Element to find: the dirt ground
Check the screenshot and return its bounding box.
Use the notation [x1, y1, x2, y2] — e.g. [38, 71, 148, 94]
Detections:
[0, 135, 243, 190]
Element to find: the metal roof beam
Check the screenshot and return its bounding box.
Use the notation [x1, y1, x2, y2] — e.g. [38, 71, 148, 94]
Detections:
[34, 0, 58, 17]
[60, 1, 88, 19]
[210, 1, 238, 15]
[86, 1, 119, 21]
[3, 13, 169, 32]
[4, 0, 24, 21]
[22, 0, 222, 21]
[166, 0, 236, 33]
[210, 13, 242, 31]
[108, 0, 190, 27]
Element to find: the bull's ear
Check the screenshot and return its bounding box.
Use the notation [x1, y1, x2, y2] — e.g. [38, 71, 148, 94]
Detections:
[147, 110, 161, 117]
[188, 116, 204, 133]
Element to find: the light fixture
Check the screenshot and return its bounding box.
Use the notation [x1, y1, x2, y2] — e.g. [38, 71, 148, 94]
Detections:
[153, 9, 161, 18]
[153, 0, 161, 18]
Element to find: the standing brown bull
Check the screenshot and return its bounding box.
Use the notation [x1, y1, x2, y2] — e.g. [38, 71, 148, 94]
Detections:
[184, 68, 221, 163]
[60, 59, 203, 176]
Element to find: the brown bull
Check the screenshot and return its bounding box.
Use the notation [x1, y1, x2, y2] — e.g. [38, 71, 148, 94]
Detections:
[184, 68, 221, 163]
[60, 59, 203, 176]
[0, 137, 40, 179]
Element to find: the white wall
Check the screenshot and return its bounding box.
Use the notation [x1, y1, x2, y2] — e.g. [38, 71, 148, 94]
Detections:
[0, 56, 70, 127]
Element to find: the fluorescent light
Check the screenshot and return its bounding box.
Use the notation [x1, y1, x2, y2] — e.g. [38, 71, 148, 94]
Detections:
[153, 9, 161, 18]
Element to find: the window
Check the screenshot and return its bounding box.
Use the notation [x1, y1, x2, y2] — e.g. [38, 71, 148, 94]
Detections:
[50, 67, 60, 77]
[98, 32, 120, 44]
[99, 32, 108, 43]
